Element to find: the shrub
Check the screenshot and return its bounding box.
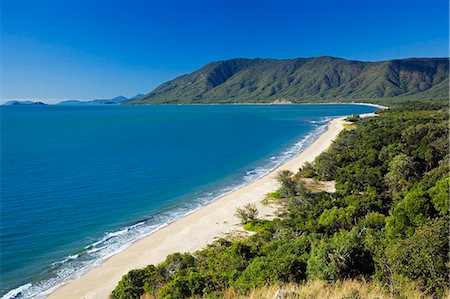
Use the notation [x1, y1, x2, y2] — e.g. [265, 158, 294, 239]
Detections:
[234, 238, 309, 293]
[234, 203, 259, 224]
[307, 229, 374, 281]
[318, 205, 356, 234]
[276, 170, 296, 197]
[385, 187, 432, 240]
[159, 270, 209, 298]
[345, 114, 361, 122]
[266, 189, 282, 199]
[111, 265, 165, 299]
[193, 240, 254, 291]
[295, 179, 310, 198]
[314, 152, 337, 181]
[341, 190, 385, 217]
[359, 212, 386, 230]
[160, 252, 195, 277]
[299, 161, 316, 178]
[386, 217, 449, 296]
[384, 154, 416, 195]
[243, 219, 273, 233]
[429, 176, 449, 216]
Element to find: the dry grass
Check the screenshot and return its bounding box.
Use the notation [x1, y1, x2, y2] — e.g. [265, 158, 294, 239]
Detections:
[142, 279, 448, 299]
[218, 279, 444, 299]
[302, 178, 336, 193]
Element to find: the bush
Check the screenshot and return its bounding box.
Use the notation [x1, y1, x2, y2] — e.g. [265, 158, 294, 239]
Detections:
[160, 252, 195, 277]
[384, 154, 416, 195]
[276, 170, 296, 197]
[385, 187, 432, 240]
[386, 218, 449, 295]
[234, 238, 309, 293]
[429, 177, 449, 216]
[314, 152, 337, 181]
[159, 270, 209, 298]
[359, 212, 386, 230]
[193, 240, 254, 291]
[345, 114, 361, 122]
[307, 229, 374, 281]
[234, 203, 259, 224]
[318, 205, 356, 234]
[299, 162, 316, 178]
[341, 190, 385, 217]
[111, 265, 165, 299]
[266, 189, 282, 199]
[243, 219, 273, 232]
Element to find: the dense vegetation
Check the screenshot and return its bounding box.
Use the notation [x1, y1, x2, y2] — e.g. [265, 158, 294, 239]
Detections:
[111, 102, 449, 299]
[129, 57, 448, 104]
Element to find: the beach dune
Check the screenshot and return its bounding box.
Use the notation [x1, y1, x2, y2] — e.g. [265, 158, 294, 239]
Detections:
[47, 114, 371, 299]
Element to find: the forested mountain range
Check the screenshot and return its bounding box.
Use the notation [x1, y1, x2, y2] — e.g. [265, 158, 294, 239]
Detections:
[130, 56, 448, 104]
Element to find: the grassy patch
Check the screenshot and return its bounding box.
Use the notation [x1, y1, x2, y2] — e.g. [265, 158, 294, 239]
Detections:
[243, 219, 273, 233]
[262, 190, 282, 205]
[343, 123, 357, 130]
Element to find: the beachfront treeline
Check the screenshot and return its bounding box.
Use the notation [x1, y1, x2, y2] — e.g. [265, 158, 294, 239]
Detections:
[111, 100, 449, 299]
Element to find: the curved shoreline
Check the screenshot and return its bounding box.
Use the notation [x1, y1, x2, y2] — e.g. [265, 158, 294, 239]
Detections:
[45, 112, 378, 299]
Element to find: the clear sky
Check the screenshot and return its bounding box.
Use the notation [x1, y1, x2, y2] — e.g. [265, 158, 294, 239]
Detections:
[1, 0, 448, 103]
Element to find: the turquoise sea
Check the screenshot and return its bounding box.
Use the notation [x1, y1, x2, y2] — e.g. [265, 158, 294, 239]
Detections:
[0, 104, 376, 298]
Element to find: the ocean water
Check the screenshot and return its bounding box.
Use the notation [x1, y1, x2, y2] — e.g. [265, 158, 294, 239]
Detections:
[0, 104, 376, 298]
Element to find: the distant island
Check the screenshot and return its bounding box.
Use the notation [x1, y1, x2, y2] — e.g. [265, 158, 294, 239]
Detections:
[129, 56, 449, 104]
[57, 94, 143, 105]
[3, 100, 47, 105]
[2, 94, 144, 106]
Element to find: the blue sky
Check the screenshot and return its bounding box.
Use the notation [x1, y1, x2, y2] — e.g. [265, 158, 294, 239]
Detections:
[1, 0, 448, 102]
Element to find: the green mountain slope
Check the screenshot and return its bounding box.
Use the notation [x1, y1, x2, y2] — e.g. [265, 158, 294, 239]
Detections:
[130, 56, 449, 104]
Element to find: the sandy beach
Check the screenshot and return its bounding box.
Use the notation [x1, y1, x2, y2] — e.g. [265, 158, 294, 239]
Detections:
[47, 113, 375, 299]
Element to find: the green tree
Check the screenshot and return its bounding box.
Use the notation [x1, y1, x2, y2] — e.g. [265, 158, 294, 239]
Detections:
[384, 153, 416, 195]
[111, 265, 165, 299]
[386, 218, 449, 296]
[295, 179, 310, 198]
[276, 170, 296, 197]
[307, 229, 374, 281]
[345, 114, 361, 122]
[234, 238, 309, 293]
[429, 177, 449, 216]
[299, 161, 316, 178]
[234, 203, 259, 224]
[385, 187, 431, 240]
[159, 270, 209, 298]
[314, 153, 337, 181]
[318, 205, 356, 234]
[378, 143, 406, 162]
[160, 253, 195, 277]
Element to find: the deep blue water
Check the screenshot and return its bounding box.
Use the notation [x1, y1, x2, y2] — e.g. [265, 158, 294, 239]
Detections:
[0, 104, 376, 298]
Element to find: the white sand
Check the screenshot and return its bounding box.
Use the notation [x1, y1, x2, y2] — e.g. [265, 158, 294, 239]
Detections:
[47, 113, 375, 299]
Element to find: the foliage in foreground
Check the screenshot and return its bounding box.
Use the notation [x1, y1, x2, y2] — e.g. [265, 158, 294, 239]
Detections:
[243, 279, 443, 299]
[135, 279, 446, 299]
[111, 103, 449, 299]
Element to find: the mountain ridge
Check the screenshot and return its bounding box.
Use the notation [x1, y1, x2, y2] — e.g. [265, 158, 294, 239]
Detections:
[130, 56, 449, 104]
